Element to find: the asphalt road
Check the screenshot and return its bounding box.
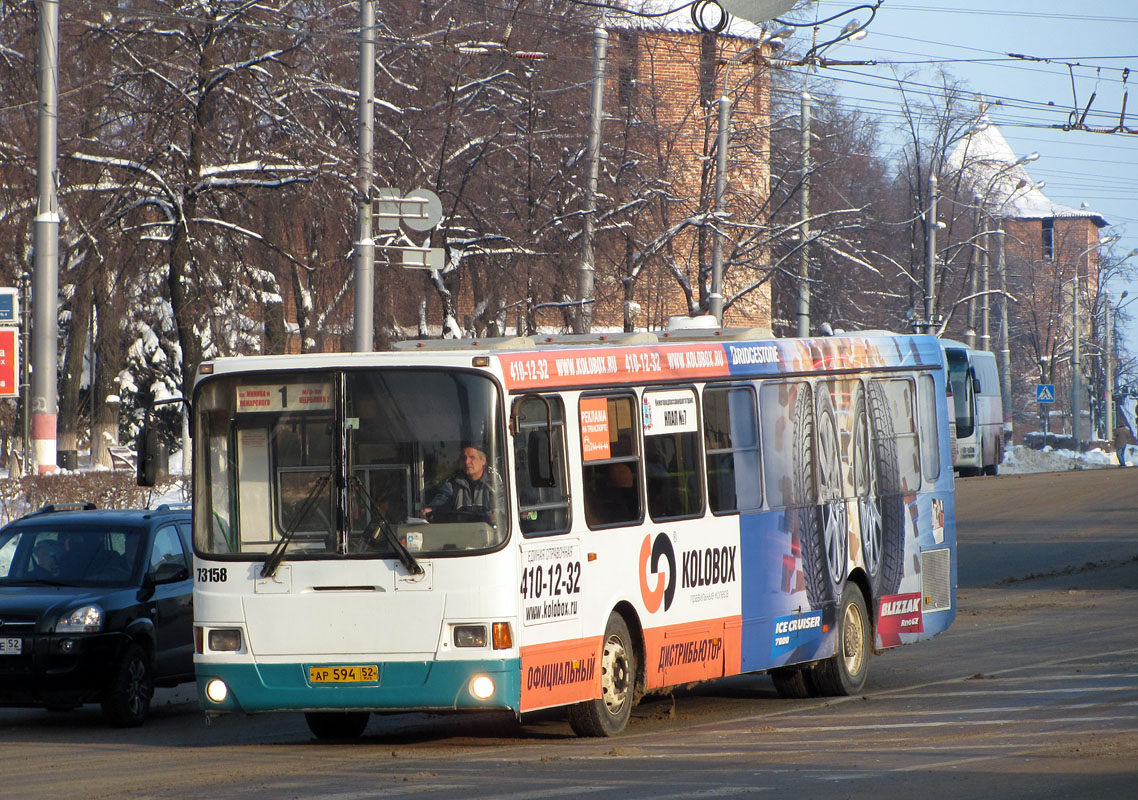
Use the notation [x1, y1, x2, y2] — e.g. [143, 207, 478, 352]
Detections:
[2, 469, 1136, 799]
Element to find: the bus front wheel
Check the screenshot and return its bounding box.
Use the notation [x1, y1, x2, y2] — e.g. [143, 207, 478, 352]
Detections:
[304, 711, 371, 740]
[812, 584, 870, 696]
[567, 613, 637, 737]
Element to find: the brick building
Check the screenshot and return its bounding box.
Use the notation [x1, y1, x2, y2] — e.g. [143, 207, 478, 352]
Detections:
[949, 122, 1110, 444]
[599, 3, 777, 330]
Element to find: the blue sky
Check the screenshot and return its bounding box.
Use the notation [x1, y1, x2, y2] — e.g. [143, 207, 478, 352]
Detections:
[787, 1, 1138, 360]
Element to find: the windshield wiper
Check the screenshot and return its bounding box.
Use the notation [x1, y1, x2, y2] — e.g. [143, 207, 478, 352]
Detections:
[261, 475, 330, 579]
[350, 477, 423, 576]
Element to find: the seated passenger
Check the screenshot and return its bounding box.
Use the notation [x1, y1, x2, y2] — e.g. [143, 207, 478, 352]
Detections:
[586, 461, 640, 526]
[30, 540, 62, 579]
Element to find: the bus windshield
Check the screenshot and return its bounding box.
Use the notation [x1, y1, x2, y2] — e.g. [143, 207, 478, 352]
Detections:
[944, 349, 974, 437]
[194, 369, 507, 560]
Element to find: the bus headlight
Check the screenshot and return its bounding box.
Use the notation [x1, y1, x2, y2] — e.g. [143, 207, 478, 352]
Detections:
[208, 629, 243, 652]
[453, 625, 487, 648]
[470, 675, 495, 700]
[205, 679, 229, 703]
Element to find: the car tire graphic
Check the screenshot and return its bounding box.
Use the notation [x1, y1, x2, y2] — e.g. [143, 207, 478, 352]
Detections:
[798, 385, 847, 610]
[855, 381, 905, 601]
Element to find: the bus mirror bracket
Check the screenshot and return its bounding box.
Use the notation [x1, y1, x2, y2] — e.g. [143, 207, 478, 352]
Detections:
[137, 397, 189, 487]
[518, 394, 556, 488]
[527, 431, 555, 488]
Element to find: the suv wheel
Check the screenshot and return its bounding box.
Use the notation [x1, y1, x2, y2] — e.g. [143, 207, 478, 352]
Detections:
[101, 643, 153, 727]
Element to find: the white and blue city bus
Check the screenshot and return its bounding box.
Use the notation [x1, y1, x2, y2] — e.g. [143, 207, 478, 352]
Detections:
[149, 326, 956, 738]
[941, 339, 1003, 475]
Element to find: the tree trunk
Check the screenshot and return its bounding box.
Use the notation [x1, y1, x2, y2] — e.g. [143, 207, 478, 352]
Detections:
[91, 276, 124, 469]
[262, 268, 288, 355]
[58, 281, 92, 456]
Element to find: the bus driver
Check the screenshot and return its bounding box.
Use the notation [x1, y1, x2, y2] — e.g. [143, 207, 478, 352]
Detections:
[423, 443, 502, 523]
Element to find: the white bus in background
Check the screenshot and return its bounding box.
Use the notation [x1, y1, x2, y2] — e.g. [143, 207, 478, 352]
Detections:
[941, 339, 1003, 476]
[139, 327, 957, 739]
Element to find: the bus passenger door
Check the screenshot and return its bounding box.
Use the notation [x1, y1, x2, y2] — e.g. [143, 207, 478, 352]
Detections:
[512, 396, 590, 712]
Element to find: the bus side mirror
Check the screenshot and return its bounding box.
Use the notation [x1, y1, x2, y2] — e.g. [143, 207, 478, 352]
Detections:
[972, 375, 982, 393]
[137, 427, 162, 487]
[527, 431, 556, 488]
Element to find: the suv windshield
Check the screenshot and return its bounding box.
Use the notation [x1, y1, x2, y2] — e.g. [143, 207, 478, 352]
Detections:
[195, 368, 508, 560]
[0, 526, 145, 587]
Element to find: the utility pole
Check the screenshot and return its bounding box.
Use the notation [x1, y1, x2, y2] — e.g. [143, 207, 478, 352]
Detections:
[19, 272, 31, 475]
[32, 0, 60, 473]
[980, 217, 990, 352]
[709, 91, 729, 326]
[996, 225, 1012, 443]
[924, 174, 938, 334]
[576, 18, 607, 334]
[353, 0, 376, 352]
[1104, 291, 1114, 437]
[966, 200, 980, 348]
[796, 88, 811, 337]
[1072, 264, 1081, 450]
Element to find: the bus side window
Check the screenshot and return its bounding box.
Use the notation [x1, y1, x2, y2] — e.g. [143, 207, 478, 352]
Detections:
[918, 374, 941, 481]
[644, 388, 704, 522]
[580, 395, 642, 528]
[703, 385, 761, 514]
[759, 381, 815, 508]
[512, 396, 571, 536]
[874, 378, 921, 492]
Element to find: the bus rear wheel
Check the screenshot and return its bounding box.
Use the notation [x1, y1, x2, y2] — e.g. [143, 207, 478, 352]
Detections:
[812, 584, 870, 696]
[304, 711, 371, 740]
[567, 613, 637, 737]
[770, 666, 816, 698]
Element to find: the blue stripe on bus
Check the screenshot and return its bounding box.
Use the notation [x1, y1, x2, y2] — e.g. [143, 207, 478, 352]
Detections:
[737, 508, 834, 673]
[197, 658, 522, 714]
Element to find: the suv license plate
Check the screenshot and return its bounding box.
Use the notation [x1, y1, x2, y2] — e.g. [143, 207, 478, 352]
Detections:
[0, 637, 22, 655]
[309, 665, 378, 684]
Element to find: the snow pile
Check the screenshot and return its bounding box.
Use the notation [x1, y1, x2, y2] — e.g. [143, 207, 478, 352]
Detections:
[1000, 445, 1126, 474]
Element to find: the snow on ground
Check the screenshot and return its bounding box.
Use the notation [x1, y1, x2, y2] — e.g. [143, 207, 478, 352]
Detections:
[1000, 444, 1134, 474]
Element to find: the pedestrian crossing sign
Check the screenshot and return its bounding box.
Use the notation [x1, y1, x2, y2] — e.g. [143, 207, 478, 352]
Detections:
[1036, 384, 1055, 403]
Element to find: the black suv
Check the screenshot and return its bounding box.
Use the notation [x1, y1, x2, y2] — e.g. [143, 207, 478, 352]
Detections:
[0, 503, 194, 726]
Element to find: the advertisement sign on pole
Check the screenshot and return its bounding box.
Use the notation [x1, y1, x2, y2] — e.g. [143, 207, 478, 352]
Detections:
[0, 288, 16, 324]
[0, 328, 18, 397]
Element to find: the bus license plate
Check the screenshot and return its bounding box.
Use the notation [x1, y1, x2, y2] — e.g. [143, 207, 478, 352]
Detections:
[309, 665, 378, 684]
[0, 637, 22, 655]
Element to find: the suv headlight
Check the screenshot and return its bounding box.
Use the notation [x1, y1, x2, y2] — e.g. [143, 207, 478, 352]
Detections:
[57, 605, 103, 633]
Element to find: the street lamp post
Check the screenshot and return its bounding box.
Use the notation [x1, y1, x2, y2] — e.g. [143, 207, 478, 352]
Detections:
[1071, 235, 1120, 451]
[974, 154, 1039, 444]
[924, 174, 938, 333]
[708, 26, 792, 325]
[1104, 287, 1118, 437]
[709, 17, 864, 328]
[1101, 258, 1137, 438]
[976, 153, 1038, 345]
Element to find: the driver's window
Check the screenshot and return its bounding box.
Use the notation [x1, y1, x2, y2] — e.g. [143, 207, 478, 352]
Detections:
[272, 418, 334, 537]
